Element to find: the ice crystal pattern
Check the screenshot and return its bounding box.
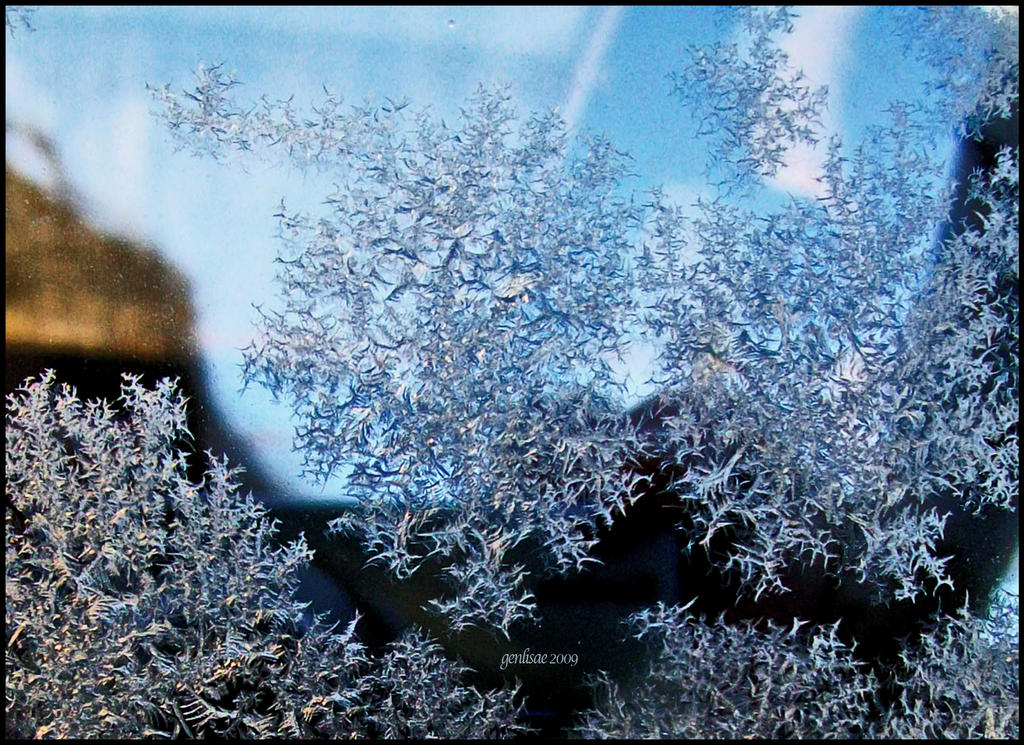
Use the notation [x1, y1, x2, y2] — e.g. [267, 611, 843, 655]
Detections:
[4, 4, 1016, 739]
[5, 372, 526, 738]
[4, 5, 36, 36]
[572, 599, 1018, 738]
[149, 6, 1016, 629]
[668, 6, 829, 193]
[150, 67, 649, 635]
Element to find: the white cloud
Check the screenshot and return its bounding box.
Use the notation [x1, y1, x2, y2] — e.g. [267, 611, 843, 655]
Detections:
[769, 6, 863, 198]
[769, 140, 828, 197]
[562, 6, 625, 131]
[779, 6, 862, 99]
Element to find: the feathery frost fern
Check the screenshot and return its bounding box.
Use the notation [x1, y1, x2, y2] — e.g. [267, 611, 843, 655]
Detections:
[6, 5, 1018, 738]
[5, 372, 526, 738]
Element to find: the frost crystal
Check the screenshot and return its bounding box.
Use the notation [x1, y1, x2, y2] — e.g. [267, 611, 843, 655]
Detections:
[12, 3, 1002, 737]
[5, 372, 526, 738]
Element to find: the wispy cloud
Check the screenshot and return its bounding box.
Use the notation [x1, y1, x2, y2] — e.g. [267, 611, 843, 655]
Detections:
[562, 6, 625, 132]
[770, 6, 863, 198]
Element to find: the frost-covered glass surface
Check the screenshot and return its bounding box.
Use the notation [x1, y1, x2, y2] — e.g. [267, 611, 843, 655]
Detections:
[6, 5, 1019, 738]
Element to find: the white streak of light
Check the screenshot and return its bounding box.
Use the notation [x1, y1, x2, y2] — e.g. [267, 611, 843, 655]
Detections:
[562, 6, 625, 132]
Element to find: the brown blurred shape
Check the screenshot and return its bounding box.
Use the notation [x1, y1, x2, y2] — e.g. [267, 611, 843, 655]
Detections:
[4, 122, 280, 502]
[5, 130, 196, 361]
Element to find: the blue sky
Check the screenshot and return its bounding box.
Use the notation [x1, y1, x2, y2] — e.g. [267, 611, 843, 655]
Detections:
[1, 5, 1008, 502]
